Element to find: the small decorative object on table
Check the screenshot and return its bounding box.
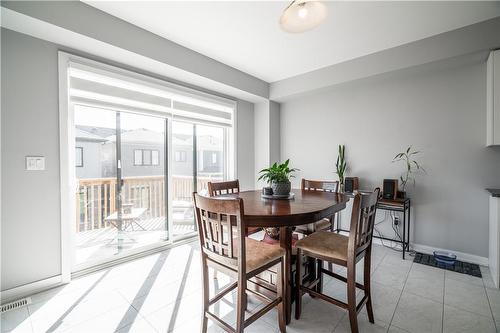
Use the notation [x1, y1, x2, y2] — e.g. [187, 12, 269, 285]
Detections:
[262, 187, 273, 196]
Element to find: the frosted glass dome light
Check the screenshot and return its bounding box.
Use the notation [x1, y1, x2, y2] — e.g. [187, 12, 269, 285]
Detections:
[280, 1, 328, 33]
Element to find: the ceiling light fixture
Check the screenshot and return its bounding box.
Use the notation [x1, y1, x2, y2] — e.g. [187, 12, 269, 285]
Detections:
[280, 0, 328, 33]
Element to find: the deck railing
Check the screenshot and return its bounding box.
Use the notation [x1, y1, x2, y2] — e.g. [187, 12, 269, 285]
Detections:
[76, 174, 221, 232]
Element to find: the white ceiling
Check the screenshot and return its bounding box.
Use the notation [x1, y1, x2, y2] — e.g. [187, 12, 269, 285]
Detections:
[85, 1, 500, 83]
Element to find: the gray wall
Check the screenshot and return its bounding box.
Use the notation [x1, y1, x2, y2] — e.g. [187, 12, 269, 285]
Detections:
[1, 28, 62, 290]
[1, 28, 257, 291]
[281, 60, 500, 258]
[236, 100, 255, 191]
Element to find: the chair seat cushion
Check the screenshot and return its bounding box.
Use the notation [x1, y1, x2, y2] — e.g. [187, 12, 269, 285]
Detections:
[235, 238, 285, 273]
[294, 231, 349, 263]
[295, 218, 331, 233]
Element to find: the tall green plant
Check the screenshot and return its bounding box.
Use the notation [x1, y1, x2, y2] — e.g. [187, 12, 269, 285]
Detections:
[335, 145, 347, 185]
[258, 159, 299, 184]
[393, 146, 425, 191]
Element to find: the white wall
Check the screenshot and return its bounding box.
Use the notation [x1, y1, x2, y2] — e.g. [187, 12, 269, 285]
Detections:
[281, 60, 500, 258]
[1, 28, 257, 291]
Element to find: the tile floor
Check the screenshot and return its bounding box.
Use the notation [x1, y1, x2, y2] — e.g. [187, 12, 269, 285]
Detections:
[2, 241, 500, 333]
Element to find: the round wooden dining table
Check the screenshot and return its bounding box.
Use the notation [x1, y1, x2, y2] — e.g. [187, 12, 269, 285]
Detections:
[230, 189, 349, 324]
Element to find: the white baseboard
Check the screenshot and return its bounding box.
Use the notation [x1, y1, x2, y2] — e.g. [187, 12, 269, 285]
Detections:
[411, 243, 489, 267]
[0, 275, 65, 304]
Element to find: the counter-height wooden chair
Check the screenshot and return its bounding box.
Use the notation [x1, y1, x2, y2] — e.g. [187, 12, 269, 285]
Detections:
[294, 179, 339, 235]
[208, 180, 260, 236]
[208, 180, 240, 196]
[294, 188, 380, 333]
[193, 193, 286, 333]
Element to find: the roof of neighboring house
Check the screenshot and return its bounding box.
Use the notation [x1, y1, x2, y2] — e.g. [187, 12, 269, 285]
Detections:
[75, 127, 108, 142]
[76, 125, 116, 138]
[106, 128, 164, 145]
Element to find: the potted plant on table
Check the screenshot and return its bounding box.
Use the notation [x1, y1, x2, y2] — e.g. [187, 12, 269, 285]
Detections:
[335, 145, 347, 192]
[393, 146, 425, 198]
[258, 159, 299, 196]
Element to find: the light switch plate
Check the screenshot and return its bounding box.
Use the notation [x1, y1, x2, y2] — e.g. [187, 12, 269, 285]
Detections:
[26, 156, 45, 171]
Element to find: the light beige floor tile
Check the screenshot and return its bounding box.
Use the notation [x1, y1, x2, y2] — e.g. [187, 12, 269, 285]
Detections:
[486, 287, 500, 322]
[388, 325, 410, 332]
[288, 298, 345, 333]
[404, 265, 444, 303]
[363, 282, 401, 325]
[0, 307, 33, 333]
[115, 318, 158, 333]
[381, 252, 413, 271]
[443, 305, 496, 333]
[29, 290, 129, 332]
[60, 303, 142, 333]
[372, 264, 409, 290]
[333, 312, 388, 333]
[391, 292, 443, 333]
[445, 270, 484, 287]
[444, 278, 491, 317]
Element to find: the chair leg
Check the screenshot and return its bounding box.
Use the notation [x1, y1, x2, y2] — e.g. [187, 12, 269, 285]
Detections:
[295, 248, 303, 320]
[316, 259, 323, 294]
[328, 216, 335, 272]
[236, 273, 246, 333]
[201, 257, 209, 333]
[364, 252, 374, 323]
[347, 262, 359, 333]
[277, 257, 286, 333]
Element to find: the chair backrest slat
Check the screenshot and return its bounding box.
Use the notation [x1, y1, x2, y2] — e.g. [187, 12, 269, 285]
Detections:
[348, 188, 380, 258]
[208, 180, 240, 197]
[193, 193, 245, 271]
[301, 179, 339, 193]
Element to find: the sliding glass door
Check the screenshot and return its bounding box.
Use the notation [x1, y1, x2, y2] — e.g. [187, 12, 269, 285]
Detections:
[74, 106, 169, 268]
[65, 53, 235, 272]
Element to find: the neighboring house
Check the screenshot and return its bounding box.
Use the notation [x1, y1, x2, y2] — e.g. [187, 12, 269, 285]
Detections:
[76, 126, 223, 179]
[75, 127, 107, 179]
[103, 128, 165, 178]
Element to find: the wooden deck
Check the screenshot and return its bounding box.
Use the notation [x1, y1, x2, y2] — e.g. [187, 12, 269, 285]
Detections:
[75, 217, 196, 266]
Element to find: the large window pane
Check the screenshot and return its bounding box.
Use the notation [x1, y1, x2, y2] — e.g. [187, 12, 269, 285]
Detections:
[74, 105, 117, 266]
[119, 112, 168, 246]
[73, 106, 168, 268]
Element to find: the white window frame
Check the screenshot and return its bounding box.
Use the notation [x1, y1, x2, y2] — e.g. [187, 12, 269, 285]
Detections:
[58, 51, 237, 276]
[133, 149, 143, 166]
[151, 150, 160, 166]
